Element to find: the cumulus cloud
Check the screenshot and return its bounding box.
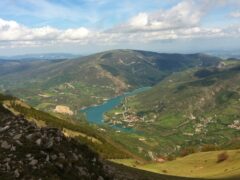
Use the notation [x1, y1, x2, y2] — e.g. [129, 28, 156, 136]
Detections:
[59, 28, 90, 41]
[0, 0, 239, 49]
[0, 18, 91, 47]
[111, 1, 203, 33]
[0, 19, 60, 41]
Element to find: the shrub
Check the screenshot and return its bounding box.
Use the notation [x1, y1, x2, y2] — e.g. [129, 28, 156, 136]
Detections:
[201, 144, 218, 152]
[162, 170, 167, 173]
[166, 155, 175, 161]
[217, 152, 229, 163]
[180, 147, 196, 157]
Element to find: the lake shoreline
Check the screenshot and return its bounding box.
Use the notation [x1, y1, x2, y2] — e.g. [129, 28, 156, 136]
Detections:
[81, 87, 151, 131]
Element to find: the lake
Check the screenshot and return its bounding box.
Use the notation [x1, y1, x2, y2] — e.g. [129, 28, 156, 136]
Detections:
[81, 87, 151, 131]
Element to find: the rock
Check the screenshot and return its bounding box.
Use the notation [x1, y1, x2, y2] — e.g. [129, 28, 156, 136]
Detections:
[76, 167, 88, 176]
[4, 158, 11, 162]
[55, 163, 63, 169]
[92, 158, 96, 163]
[50, 154, 57, 161]
[72, 153, 79, 161]
[36, 138, 42, 146]
[14, 169, 20, 178]
[46, 155, 49, 162]
[26, 154, 32, 158]
[5, 162, 11, 171]
[55, 136, 61, 142]
[11, 145, 16, 151]
[13, 134, 22, 140]
[29, 159, 38, 166]
[15, 140, 23, 146]
[59, 153, 65, 160]
[26, 134, 34, 140]
[0, 125, 10, 132]
[1, 141, 11, 149]
[98, 176, 104, 180]
[45, 139, 54, 149]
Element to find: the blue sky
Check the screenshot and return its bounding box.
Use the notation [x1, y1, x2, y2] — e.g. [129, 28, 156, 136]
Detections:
[0, 0, 239, 55]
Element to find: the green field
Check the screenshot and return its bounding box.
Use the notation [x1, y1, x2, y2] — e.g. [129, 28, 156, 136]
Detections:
[106, 62, 240, 160]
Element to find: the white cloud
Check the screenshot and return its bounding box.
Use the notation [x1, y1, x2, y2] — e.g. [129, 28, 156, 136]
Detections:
[59, 28, 90, 41]
[230, 11, 240, 18]
[0, 1, 239, 49]
[0, 18, 91, 44]
[112, 1, 203, 33]
[129, 13, 149, 27]
[0, 19, 61, 41]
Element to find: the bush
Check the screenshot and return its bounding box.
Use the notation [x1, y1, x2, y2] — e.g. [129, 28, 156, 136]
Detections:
[201, 144, 218, 152]
[180, 147, 196, 157]
[166, 155, 175, 161]
[217, 152, 229, 163]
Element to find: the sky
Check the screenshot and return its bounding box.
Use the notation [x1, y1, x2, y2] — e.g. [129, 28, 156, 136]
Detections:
[0, 0, 239, 55]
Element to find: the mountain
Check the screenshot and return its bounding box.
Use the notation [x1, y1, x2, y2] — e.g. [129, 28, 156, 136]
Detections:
[0, 49, 239, 179]
[105, 60, 240, 160]
[0, 93, 204, 180]
[0, 53, 78, 61]
[206, 50, 240, 59]
[0, 49, 221, 118]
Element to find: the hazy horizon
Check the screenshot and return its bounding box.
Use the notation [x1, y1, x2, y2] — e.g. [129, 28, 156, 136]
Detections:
[0, 0, 239, 56]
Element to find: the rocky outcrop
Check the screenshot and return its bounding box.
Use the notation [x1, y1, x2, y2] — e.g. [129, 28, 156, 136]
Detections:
[0, 113, 109, 179]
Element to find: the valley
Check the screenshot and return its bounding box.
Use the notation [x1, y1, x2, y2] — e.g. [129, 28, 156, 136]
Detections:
[0, 50, 220, 120]
[0, 49, 240, 179]
[105, 60, 240, 160]
[1, 1, 240, 179]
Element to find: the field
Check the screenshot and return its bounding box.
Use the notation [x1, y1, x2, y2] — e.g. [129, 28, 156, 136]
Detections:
[112, 149, 240, 179]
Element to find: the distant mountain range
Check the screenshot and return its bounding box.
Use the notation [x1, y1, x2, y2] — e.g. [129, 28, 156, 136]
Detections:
[0, 49, 221, 116]
[0, 53, 79, 60]
[205, 49, 240, 59]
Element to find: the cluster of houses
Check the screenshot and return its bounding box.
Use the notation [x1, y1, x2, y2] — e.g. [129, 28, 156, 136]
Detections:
[228, 120, 240, 130]
[194, 116, 214, 134]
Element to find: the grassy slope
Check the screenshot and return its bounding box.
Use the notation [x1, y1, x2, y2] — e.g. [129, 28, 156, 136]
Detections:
[0, 93, 207, 180]
[112, 149, 240, 179]
[105, 61, 240, 160]
[0, 94, 132, 160]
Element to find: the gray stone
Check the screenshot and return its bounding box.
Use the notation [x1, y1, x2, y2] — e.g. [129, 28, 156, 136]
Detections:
[13, 134, 22, 140]
[14, 169, 20, 178]
[36, 138, 42, 146]
[51, 154, 57, 161]
[0, 125, 10, 132]
[29, 159, 38, 166]
[1, 141, 11, 149]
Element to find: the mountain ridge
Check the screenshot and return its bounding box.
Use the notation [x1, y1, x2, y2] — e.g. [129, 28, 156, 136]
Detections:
[0, 49, 222, 119]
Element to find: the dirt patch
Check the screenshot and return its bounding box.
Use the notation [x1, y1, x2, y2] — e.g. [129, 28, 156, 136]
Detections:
[96, 65, 128, 94]
[62, 128, 102, 144]
[54, 105, 74, 115]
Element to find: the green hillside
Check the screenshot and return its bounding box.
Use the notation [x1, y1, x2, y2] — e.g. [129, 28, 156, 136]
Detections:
[0, 50, 221, 119]
[0, 93, 208, 180]
[0, 94, 131, 160]
[105, 60, 240, 160]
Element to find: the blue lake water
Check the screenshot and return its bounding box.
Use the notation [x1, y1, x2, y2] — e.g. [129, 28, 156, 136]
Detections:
[81, 87, 151, 131]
